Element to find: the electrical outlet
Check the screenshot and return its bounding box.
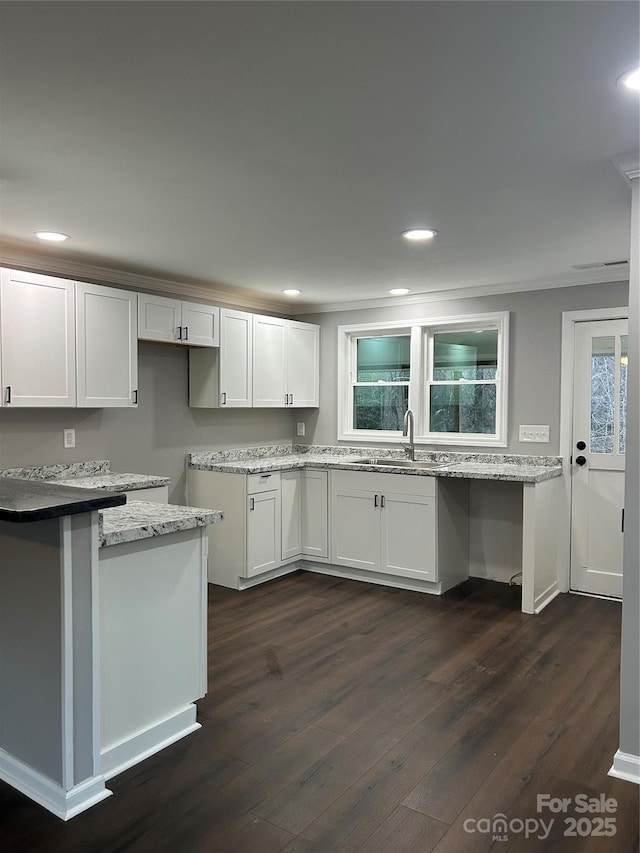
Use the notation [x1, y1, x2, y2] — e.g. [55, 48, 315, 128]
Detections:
[296, 422, 306, 437]
[519, 425, 550, 443]
[63, 428, 76, 449]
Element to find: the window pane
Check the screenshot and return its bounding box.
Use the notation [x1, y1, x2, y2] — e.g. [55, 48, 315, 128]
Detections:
[354, 385, 408, 430]
[357, 336, 410, 382]
[619, 335, 628, 454]
[590, 336, 615, 454]
[433, 329, 498, 380]
[430, 384, 496, 434]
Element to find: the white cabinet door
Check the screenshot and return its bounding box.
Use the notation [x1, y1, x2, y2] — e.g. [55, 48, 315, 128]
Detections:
[0, 268, 76, 407]
[220, 309, 252, 406]
[287, 321, 319, 407]
[301, 470, 329, 559]
[252, 314, 287, 406]
[246, 489, 281, 576]
[181, 302, 219, 348]
[281, 470, 302, 561]
[380, 492, 436, 581]
[331, 486, 380, 571]
[76, 283, 138, 407]
[137, 293, 182, 343]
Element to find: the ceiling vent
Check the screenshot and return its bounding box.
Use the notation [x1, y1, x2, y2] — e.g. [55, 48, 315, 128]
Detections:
[572, 260, 629, 270]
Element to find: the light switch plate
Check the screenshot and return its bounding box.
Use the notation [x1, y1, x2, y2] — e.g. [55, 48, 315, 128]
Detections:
[519, 425, 550, 443]
[296, 422, 306, 437]
[63, 428, 76, 449]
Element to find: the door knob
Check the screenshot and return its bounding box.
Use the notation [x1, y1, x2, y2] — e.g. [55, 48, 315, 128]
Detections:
[576, 440, 586, 450]
[575, 455, 587, 466]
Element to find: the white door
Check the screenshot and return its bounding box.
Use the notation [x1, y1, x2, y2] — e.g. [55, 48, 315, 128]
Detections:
[246, 490, 281, 576]
[571, 319, 628, 597]
[380, 492, 437, 581]
[220, 309, 253, 407]
[181, 302, 219, 347]
[331, 486, 380, 571]
[0, 268, 76, 406]
[281, 470, 302, 561]
[137, 294, 182, 344]
[252, 314, 287, 407]
[286, 321, 319, 407]
[76, 283, 138, 407]
[301, 470, 329, 559]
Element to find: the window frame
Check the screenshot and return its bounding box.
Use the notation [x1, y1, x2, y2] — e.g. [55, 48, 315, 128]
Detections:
[337, 311, 509, 447]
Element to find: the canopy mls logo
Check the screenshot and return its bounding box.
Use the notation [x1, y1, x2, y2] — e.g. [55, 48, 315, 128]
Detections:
[463, 794, 618, 842]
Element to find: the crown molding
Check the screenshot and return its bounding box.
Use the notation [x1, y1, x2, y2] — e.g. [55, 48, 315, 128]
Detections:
[612, 153, 640, 183]
[0, 239, 291, 315]
[286, 266, 630, 315]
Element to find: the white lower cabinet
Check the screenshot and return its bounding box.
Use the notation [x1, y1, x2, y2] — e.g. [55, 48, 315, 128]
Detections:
[331, 470, 441, 583]
[247, 487, 281, 576]
[301, 469, 329, 559]
[281, 470, 302, 561]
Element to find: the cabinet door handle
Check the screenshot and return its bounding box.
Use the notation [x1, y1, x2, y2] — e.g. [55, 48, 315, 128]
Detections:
[5, 385, 11, 404]
[133, 390, 138, 404]
[380, 495, 385, 508]
[250, 498, 255, 511]
[184, 326, 189, 341]
[374, 494, 378, 508]
[290, 393, 294, 405]
[177, 326, 183, 340]
[285, 394, 289, 405]
[221, 392, 227, 405]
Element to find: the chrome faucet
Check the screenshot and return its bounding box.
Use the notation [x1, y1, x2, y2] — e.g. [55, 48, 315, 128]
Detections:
[402, 409, 415, 461]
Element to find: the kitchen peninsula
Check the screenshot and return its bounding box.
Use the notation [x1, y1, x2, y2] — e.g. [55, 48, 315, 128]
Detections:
[188, 444, 563, 616]
[0, 475, 222, 820]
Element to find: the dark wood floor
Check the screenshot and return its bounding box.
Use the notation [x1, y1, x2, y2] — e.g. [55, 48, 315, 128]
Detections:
[2, 573, 638, 852]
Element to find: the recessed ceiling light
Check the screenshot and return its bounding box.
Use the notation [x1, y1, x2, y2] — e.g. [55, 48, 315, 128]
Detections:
[282, 288, 301, 296]
[388, 288, 411, 296]
[618, 67, 640, 91]
[402, 228, 437, 241]
[34, 231, 70, 242]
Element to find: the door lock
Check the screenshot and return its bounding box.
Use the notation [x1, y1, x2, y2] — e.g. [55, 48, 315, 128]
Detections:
[575, 455, 587, 466]
[576, 440, 586, 451]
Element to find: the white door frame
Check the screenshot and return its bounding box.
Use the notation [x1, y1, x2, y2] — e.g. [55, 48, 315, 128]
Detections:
[559, 306, 629, 593]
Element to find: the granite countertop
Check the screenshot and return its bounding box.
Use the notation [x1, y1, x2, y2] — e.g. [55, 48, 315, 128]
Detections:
[0, 460, 170, 492]
[188, 444, 562, 484]
[99, 501, 224, 548]
[0, 478, 126, 523]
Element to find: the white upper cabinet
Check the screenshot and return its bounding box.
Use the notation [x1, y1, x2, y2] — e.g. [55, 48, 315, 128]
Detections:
[286, 320, 319, 408]
[0, 268, 76, 407]
[138, 294, 219, 347]
[219, 309, 253, 406]
[76, 282, 138, 408]
[252, 315, 287, 407]
[189, 308, 253, 408]
[252, 314, 319, 408]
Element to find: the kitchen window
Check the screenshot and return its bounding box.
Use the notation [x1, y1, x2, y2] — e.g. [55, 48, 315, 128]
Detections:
[338, 312, 509, 446]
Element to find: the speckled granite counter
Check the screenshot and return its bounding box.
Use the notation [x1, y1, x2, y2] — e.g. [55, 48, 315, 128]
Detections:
[99, 501, 224, 547]
[188, 444, 562, 484]
[0, 460, 170, 492]
[0, 477, 126, 522]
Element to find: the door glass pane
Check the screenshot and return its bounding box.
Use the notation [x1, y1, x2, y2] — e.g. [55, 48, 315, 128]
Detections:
[590, 336, 615, 454]
[430, 384, 496, 434]
[354, 385, 408, 430]
[619, 335, 628, 454]
[356, 336, 410, 382]
[433, 329, 498, 380]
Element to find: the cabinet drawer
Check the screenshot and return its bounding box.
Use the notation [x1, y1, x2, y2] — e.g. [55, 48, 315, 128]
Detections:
[246, 471, 281, 494]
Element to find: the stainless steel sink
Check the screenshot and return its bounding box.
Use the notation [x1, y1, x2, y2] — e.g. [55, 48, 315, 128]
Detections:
[351, 458, 446, 470]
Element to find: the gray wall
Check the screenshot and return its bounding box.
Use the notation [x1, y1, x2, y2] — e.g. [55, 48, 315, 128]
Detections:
[0, 343, 296, 503]
[297, 280, 630, 454]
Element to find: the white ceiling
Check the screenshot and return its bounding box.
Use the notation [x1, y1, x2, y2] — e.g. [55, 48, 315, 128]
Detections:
[1, 1, 638, 310]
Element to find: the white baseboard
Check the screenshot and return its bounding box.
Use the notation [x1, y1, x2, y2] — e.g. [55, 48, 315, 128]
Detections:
[101, 704, 200, 781]
[534, 581, 561, 614]
[609, 749, 640, 785]
[300, 560, 443, 595]
[0, 747, 111, 820]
